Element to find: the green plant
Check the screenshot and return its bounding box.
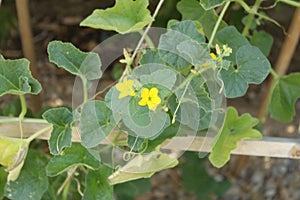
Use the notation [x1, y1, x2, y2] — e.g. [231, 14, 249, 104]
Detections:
[1, 0, 300, 199]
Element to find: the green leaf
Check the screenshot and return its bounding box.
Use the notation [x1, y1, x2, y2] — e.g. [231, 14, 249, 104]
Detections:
[177, 0, 205, 20]
[123, 96, 170, 139]
[198, 9, 227, 40]
[47, 41, 102, 80]
[200, 0, 225, 10]
[139, 68, 177, 91]
[268, 73, 300, 122]
[108, 151, 178, 185]
[79, 100, 116, 148]
[168, 75, 209, 131]
[0, 57, 42, 96]
[42, 107, 73, 155]
[127, 135, 147, 152]
[139, 49, 165, 65]
[250, 30, 273, 56]
[158, 20, 205, 71]
[181, 152, 231, 199]
[215, 26, 249, 62]
[220, 45, 271, 98]
[190, 76, 214, 130]
[82, 165, 113, 200]
[145, 123, 179, 153]
[177, 40, 211, 67]
[0, 167, 8, 199]
[5, 150, 49, 200]
[115, 179, 151, 200]
[209, 107, 261, 168]
[46, 143, 100, 176]
[80, 0, 153, 34]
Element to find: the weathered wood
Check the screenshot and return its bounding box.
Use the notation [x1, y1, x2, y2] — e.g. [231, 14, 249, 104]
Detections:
[0, 117, 299, 159]
[16, 0, 42, 113]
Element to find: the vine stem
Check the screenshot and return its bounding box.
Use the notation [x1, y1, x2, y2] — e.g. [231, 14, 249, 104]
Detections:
[172, 74, 194, 124]
[242, 0, 263, 36]
[139, 30, 155, 49]
[19, 94, 27, 119]
[57, 166, 78, 196]
[279, 0, 300, 7]
[18, 94, 27, 141]
[269, 68, 279, 79]
[119, 0, 164, 81]
[25, 126, 52, 143]
[207, 1, 231, 48]
[131, 0, 164, 61]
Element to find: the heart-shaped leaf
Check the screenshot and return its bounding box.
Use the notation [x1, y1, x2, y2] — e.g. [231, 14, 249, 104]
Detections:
[268, 73, 300, 122]
[0, 57, 42, 96]
[209, 107, 261, 168]
[47, 41, 102, 81]
[42, 107, 73, 155]
[80, 0, 153, 34]
[79, 100, 116, 148]
[220, 45, 271, 98]
[46, 143, 100, 176]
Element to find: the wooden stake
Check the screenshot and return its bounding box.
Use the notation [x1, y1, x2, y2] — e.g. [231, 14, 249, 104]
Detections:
[0, 117, 300, 159]
[16, 0, 42, 113]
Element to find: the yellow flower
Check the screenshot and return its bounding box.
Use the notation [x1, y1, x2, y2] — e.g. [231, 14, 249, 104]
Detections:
[116, 77, 135, 99]
[138, 87, 161, 111]
[210, 53, 217, 60]
[210, 52, 222, 63]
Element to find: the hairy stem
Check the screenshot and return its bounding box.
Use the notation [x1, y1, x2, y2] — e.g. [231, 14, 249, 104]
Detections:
[208, 1, 231, 48]
[57, 166, 78, 197]
[279, 0, 300, 7]
[242, 0, 263, 36]
[25, 126, 52, 143]
[119, 0, 165, 81]
[269, 68, 279, 80]
[19, 95, 27, 119]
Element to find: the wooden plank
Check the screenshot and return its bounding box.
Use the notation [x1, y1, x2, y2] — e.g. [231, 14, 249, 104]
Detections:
[0, 117, 300, 159]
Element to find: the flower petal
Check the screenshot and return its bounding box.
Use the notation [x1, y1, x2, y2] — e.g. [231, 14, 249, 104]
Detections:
[147, 102, 157, 111]
[129, 90, 136, 96]
[151, 96, 161, 104]
[149, 87, 158, 97]
[138, 98, 148, 106]
[141, 88, 150, 98]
